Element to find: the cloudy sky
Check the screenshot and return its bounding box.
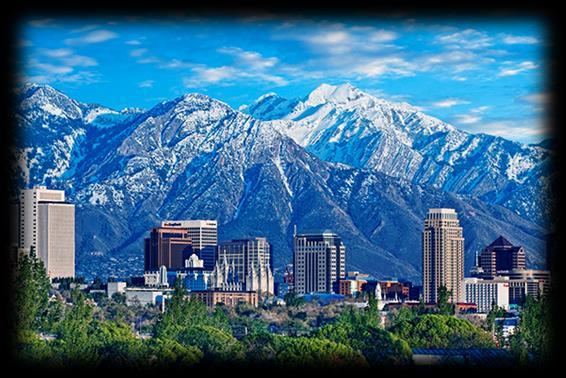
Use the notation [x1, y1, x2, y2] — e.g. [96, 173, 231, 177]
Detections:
[18, 15, 549, 144]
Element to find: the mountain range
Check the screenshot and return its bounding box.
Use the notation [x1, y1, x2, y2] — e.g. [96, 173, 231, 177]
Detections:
[11, 83, 551, 282]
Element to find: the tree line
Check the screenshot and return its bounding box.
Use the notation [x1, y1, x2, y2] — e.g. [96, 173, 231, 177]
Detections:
[11, 252, 552, 368]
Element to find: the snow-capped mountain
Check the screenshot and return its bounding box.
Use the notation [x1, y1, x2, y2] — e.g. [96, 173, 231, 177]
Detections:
[11, 84, 548, 281]
[246, 83, 552, 226]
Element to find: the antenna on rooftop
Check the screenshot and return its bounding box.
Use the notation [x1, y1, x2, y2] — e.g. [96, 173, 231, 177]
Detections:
[293, 224, 297, 237]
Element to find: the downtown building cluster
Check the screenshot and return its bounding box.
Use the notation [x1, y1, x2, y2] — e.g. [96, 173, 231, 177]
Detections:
[10, 187, 551, 316]
[126, 220, 275, 308]
[421, 208, 551, 314]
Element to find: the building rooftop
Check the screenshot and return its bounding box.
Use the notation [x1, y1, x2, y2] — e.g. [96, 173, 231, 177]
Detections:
[487, 235, 516, 249]
[412, 348, 515, 366]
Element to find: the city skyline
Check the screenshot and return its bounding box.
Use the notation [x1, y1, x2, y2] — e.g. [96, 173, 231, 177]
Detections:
[8, 9, 556, 368]
[18, 16, 548, 144]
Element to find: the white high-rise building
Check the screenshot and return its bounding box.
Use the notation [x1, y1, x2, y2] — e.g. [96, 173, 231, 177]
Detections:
[161, 220, 217, 270]
[422, 208, 464, 304]
[19, 186, 75, 279]
[462, 277, 510, 313]
[293, 230, 346, 295]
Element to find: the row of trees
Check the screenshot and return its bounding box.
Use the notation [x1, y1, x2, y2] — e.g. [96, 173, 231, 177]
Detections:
[12, 254, 552, 367]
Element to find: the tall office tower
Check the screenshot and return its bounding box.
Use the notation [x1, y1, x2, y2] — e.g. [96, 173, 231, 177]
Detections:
[478, 236, 526, 278]
[144, 226, 193, 271]
[422, 208, 464, 303]
[216, 237, 274, 296]
[19, 186, 75, 279]
[293, 230, 346, 295]
[161, 220, 217, 270]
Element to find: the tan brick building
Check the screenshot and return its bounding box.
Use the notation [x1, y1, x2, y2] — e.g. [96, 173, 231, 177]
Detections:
[190, 290, 258, 308]
[422, 208, 464, 303]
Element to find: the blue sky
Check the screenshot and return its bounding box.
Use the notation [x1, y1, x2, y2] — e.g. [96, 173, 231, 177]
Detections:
[18, 15, 549, 144]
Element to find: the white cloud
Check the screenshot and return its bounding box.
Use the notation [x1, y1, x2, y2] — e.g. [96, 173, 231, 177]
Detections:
[431, 98, 470, 108]
[70, 25, 99, 34]
[62, 54, 97, 67]
[130, 48, 148, 57]
[137, 56, 161, 65]
[497, 61, 537, 77]
[54, 71, 100, 84]
[159, 59, 194, 69]
[42, 48, 73, 58]
[218, 47, 278, 70]
[181, 47, 289, 87]
[187, 66, 236, 84]
[306, 30, 351, 46]
[502, 35, 539, 45]
[455, 114, 482, 124]
[436, 28, 493, 50]
[471, 106, 491, 113]
[138, 80, 154, 88]
[481, 120, 547, 141]
[29, 59, 73, 75]
[126, 39, 142, 45]
[65, 30, 118, 45]
[40, 48, 97, 67]
[368, 30, 398, 43]
[352, 56, 416, 78]
[184, 60, 288, 87]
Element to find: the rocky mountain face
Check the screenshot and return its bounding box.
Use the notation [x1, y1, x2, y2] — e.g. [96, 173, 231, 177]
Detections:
[12, 84, 548, 281]
[246, 83, 552, 226]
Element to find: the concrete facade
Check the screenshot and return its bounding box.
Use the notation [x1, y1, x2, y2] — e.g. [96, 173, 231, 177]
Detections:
[422, 208, 464, 303]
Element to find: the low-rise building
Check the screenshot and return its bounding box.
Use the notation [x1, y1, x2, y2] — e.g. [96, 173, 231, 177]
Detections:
[497, 269, 551, 296]
[125, 287, 171, 306]
[107, 281, 127, 299]
[190, 289, 258, 308]
[379, 280, 410, 300]
[338, 278, 367, 297]
[495, 317, 519, 340]
[462, 278, 509, 313]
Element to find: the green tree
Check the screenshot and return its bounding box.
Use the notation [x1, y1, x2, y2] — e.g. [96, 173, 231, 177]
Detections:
[485, 303, 507, 330]
[179, 324, 245, 364]
[13, 248, 51, 334]
[89, 319, 145, 365]
[16, 331, 56, 366]
[53, 289, 97, 364]
[317, 310, 412, 366]
[284, 291, 306, 308]
[146, 338, 203, 367]
[436, 285, 455, 315]
[510, 294, 551, 363]
[211, 304, 231, 332]
[275, 336, 368, 368]
[389, 313, 495, 349]
[43, 295, 66, 333]
[485, 303, 507, 346]
[241, 330, 281, 363]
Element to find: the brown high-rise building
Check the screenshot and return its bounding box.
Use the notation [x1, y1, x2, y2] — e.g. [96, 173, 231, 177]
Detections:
[144, 226, 193, 271]
[422, 208, 464, 304]
[161, 220, 217, 270]
[479, 236, 526, 278]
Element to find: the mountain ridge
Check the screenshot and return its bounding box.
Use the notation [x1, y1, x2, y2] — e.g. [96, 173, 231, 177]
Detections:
[12, 83, 549, 281]
[245, 83, 551, 226]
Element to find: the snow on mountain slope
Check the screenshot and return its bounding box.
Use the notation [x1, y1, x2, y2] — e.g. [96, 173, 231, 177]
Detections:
[12, 83, 549, 281]
[246, 83, 552, 225]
